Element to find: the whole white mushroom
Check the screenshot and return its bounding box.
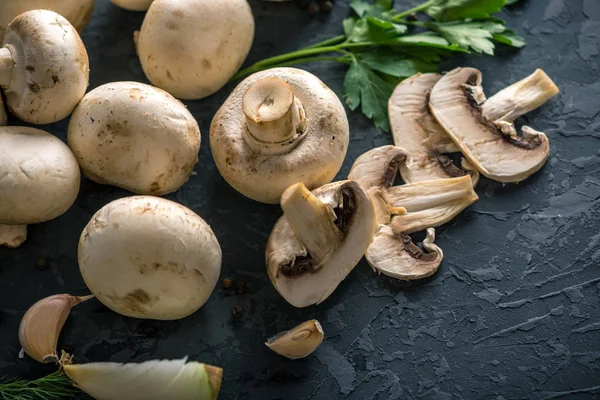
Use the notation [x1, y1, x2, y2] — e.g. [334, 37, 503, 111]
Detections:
[0, 126, 80, 247]
[0, 0, 95, 41]
[136, 0, 255, 100]
[78, 196, 222, 320]
[67, 82, 201, 195]
[0, 10, 89, 124]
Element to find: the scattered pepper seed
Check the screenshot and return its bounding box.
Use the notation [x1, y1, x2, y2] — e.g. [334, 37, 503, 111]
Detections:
[232, 305, 244, 318]
[306, 2, 320, 15]
[35, 257, 48, 270]
[235, 280, 246, 294]
[321, 1, 333, 12]
[222, 278, 233, 289]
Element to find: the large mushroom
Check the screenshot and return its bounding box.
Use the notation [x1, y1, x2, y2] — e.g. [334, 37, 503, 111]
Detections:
[429, 67, 553, 183]
[0, 0, 95, 41]
[266, 181, 376, 308]
[136, 0, 254, 100]
[211, 68, 349, 204]
[389, 73, 479, 186]
[0, 10, 89, 124]
[110, 0, 154, 11]
[67, 82, 200, 195]
[78, 196, 222, 320]
[0, 126, 80, 248]
[348, 146, 478, 280]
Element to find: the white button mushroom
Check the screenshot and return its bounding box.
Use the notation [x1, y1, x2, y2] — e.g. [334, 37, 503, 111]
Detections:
[78, 196, 222, 320]
[211, 68, 350, 204]
[110, 0, 154, 12]
[136, 0, 255, 99]
[0, 10, 89, 124]
[67, 82, 201, 195]
[0, 126, 80, 247]
[0, 0, 95, 41]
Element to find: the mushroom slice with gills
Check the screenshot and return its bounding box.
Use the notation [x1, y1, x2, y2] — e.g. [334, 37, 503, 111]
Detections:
[482, 68, 559, 123]
[266, 319, 324, 359]
[429, 67, 551, 183]
[0, 10, 89, 124]
[211, 68, 349, 204]
[266, 180, 376, 308]
[348, 146, 478, 280]
[388, 73, 480, 187]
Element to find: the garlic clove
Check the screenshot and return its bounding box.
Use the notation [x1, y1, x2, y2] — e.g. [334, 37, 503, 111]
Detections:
[266, 319, 324, 359]
[19, 294, 94, 363]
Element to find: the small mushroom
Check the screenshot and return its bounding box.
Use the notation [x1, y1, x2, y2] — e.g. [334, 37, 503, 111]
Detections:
[211, 68, 349, 204]
[136, 0, 254, 100]
[0, 10, 89, 124]
[266, 319, 324, 359]
[429, 67, 551, 183]
[0, 0, 95, 41]
[0, 126, 80, 248]
[482, 69, 559, 123]
[266, 181, 376, 307]
[110, 0, 154, 11]
[348, 146, 478, 280]
[78, 196, 222, 320]
[388, 73, 479, 186]
[67, 82, 200, 195]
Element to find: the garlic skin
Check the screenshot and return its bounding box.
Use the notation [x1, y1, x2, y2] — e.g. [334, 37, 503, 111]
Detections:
[266, 319, 324, 359]
[18, 294, 93, 363]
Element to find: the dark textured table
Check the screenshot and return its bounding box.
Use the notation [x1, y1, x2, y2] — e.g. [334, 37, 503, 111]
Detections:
[1, 0, 600, 399]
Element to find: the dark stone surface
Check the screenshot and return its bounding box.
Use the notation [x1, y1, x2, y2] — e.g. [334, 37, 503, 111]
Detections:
[1, 0, 600, 399]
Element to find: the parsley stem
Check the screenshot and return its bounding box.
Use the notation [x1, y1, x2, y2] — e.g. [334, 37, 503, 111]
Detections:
[304, 34, 347, 49]
[393, 0, 435, 21]
[232, 53, 350, 81]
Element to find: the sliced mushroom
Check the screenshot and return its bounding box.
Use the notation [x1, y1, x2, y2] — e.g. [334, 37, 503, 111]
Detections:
[211, 68, 349, 204]
[266, 180, 376, 308]
[388, 73, 479, 186]
[266, 319, 324, 359]
[348, 145, 478, 280]
[429, 67, 551, 183]
[483, 69, 559, 123]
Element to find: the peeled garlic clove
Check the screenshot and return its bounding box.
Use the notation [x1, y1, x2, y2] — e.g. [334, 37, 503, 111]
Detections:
[266, 319, 324, 359]
[62, 355, 222, 400]
[18, 294, 93, 363]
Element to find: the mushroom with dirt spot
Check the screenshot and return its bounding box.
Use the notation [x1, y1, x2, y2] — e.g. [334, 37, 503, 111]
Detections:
[211, 68, 350, 204]
[78, 196, 222, 320]
[0, 10, 89, 124]
[136, 0, 254, 100]
[348, 145, 478, 280]
[0, 126, 80, 248]
[266, 180, 376, 308]
[67, 81, 201, 195]
[0, 0, 95, 41]
[429, 67, 553, 183]
[111, 0, 154, 11]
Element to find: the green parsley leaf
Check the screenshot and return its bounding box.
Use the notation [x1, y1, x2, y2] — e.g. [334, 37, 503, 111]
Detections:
[505, 0, 521, 5]
[343, 61, 394, 131]
[426, 0, 507, 22]
[492, 28, 526, 47]
[350, 0, 371, 17]
[359, 52, 438, 77]
[434, 21, 505, 54]
[347, 16, 407, 43]
[392, 32, 468, 52]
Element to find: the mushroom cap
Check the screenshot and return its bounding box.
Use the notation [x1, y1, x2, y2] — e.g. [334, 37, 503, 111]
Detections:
[429, 67, 550, 183]
[110, 0, 154, 11]
[137, 0, 254, 100]
[211, 68, 349, 204]
[389, 73, 478, 184]
[0, 126, 80, 224]
[0, 224, 27, 248]
[67, 81, 201, 195]
[266, 180, 376, 308]
[0, 0, 95, 40]
[2, 10, 89, 124]
[78, 196, 222, 320]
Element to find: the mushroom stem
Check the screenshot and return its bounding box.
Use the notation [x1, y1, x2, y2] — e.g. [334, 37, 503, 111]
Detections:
[0, 224, 27, 248]
[280, 182, 342, 266]
[483, 69, 559, 123]
[0, 46, 13, 89]
[243, 77, 306, 155]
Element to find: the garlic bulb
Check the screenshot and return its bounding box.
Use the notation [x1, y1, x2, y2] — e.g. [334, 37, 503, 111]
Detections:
[266, 319, 324, 359]
[62, 356, 222, 400]
[18, 294, 93, 363]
